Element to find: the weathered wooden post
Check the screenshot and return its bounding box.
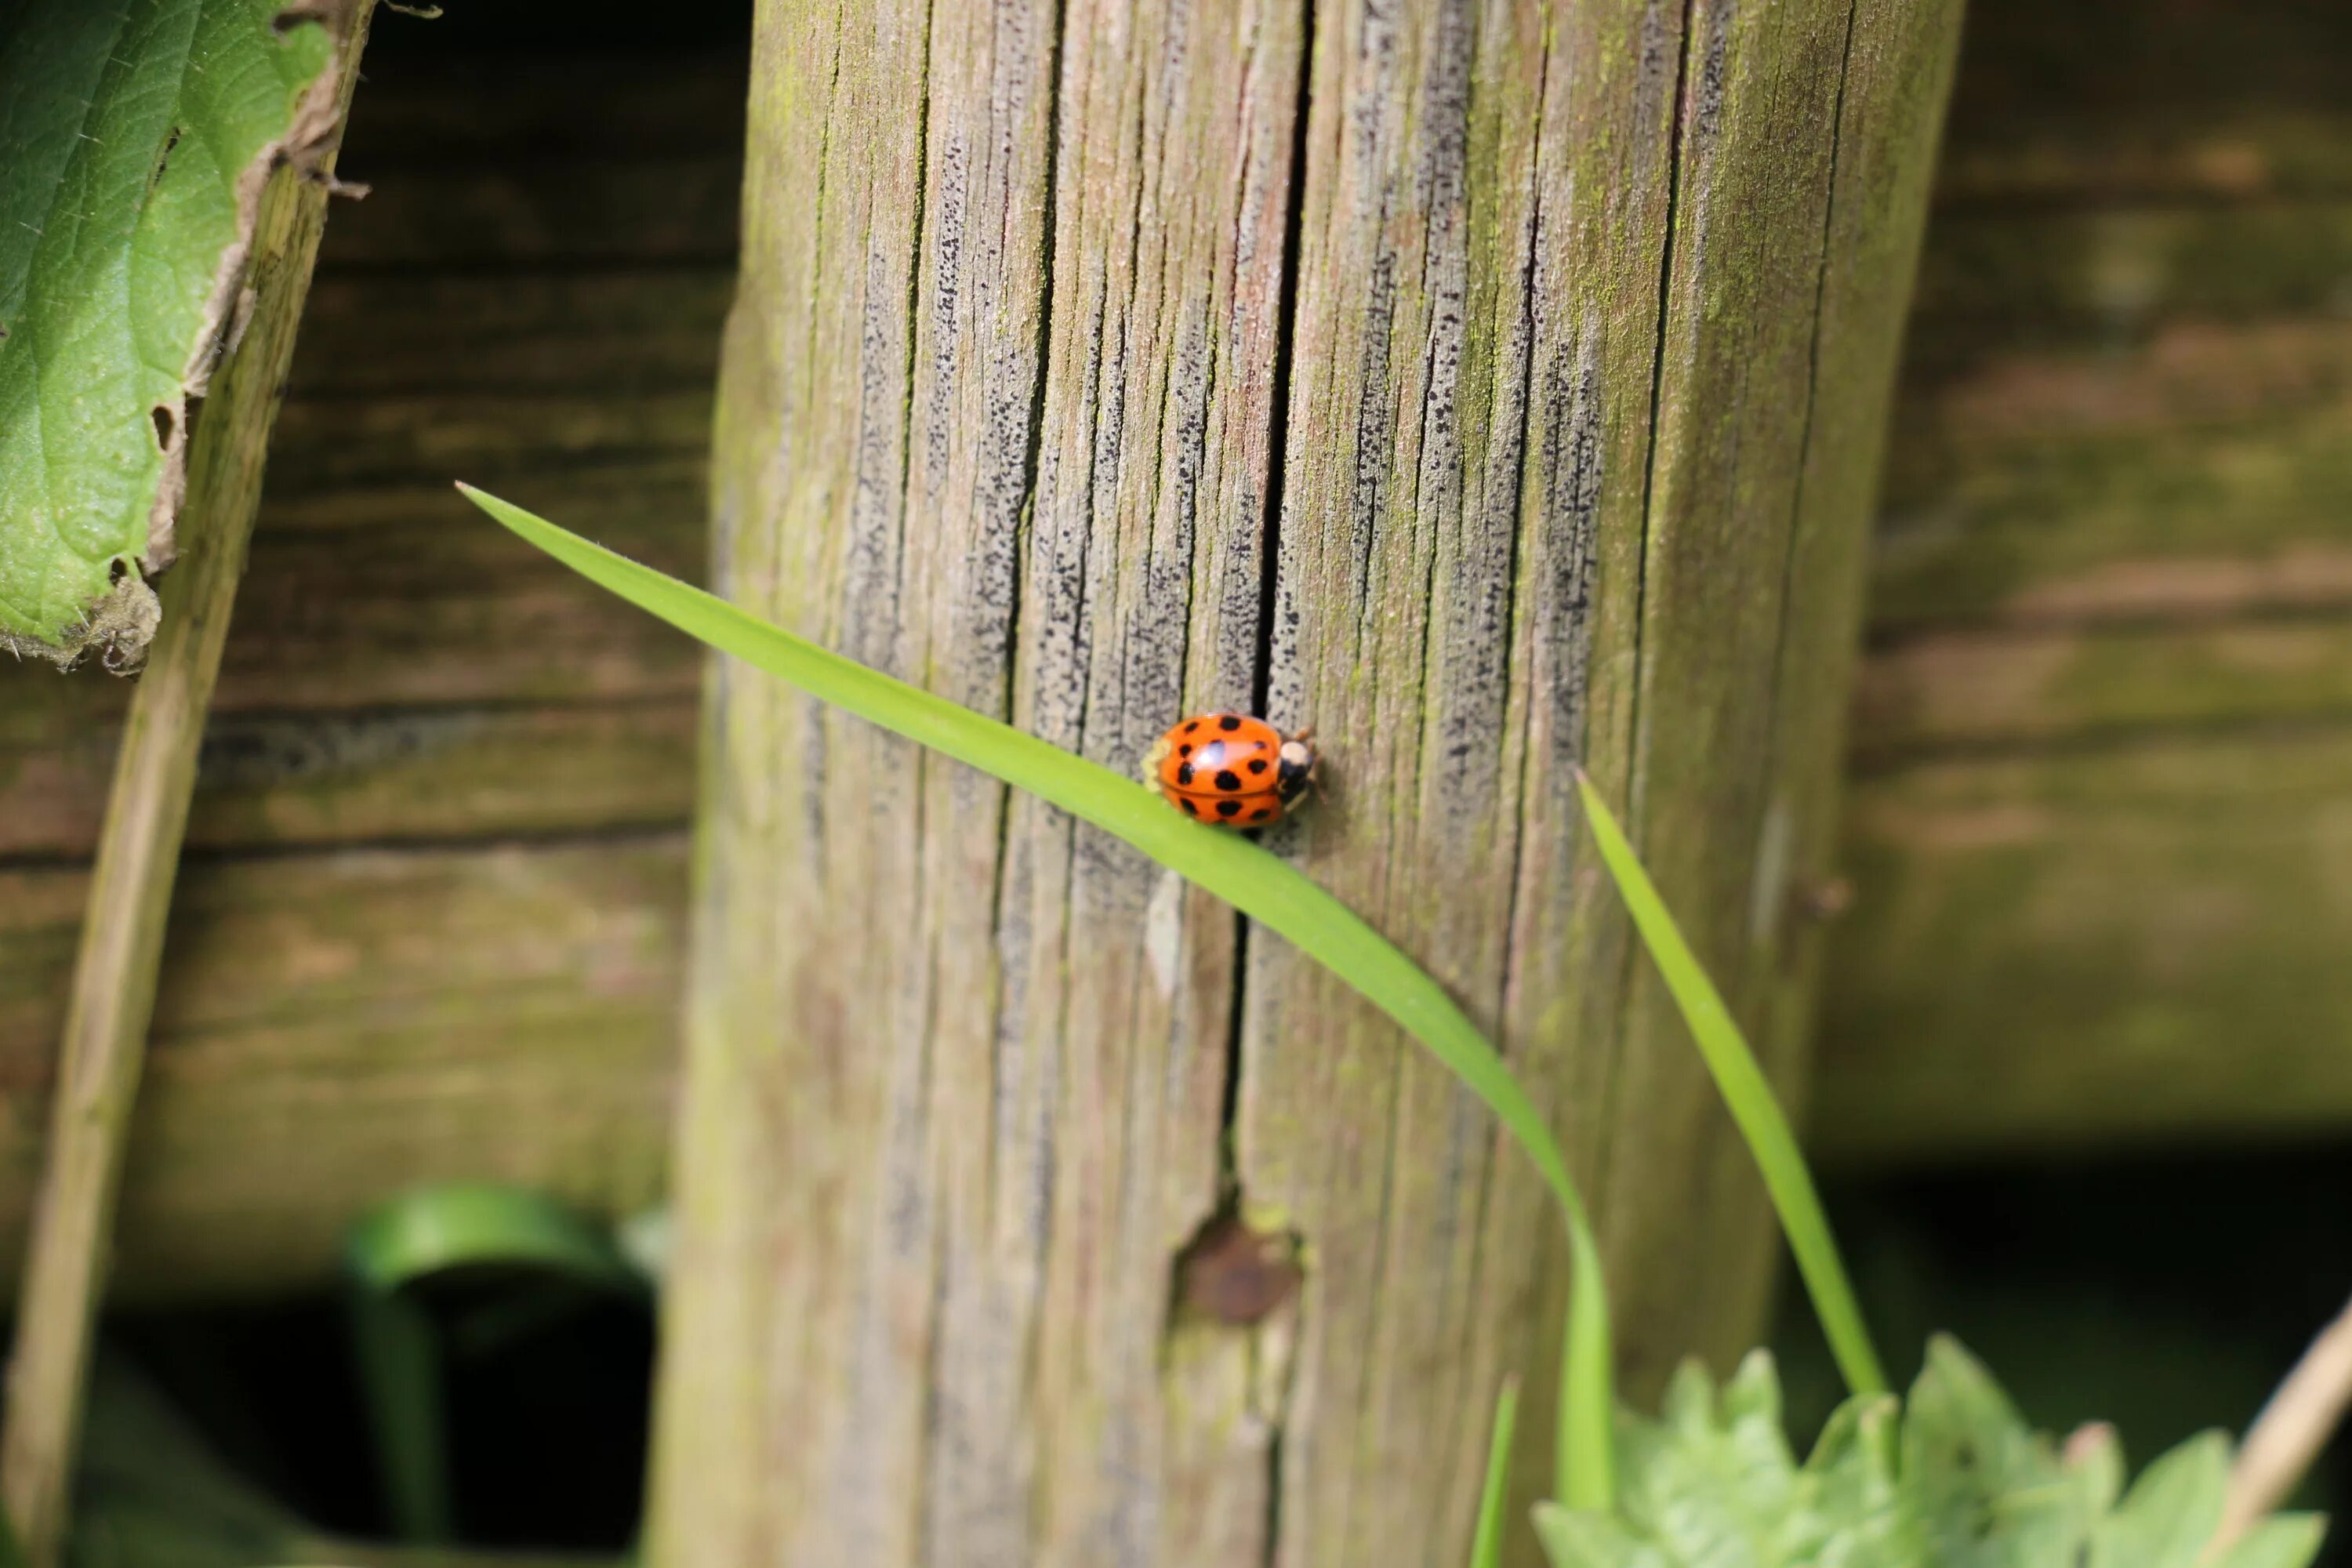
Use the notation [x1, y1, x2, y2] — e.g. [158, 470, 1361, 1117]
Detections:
[650, 0, 1959, 1562]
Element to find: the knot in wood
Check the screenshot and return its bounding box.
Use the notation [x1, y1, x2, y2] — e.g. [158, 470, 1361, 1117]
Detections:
[1175, 1214, 1301, 1327]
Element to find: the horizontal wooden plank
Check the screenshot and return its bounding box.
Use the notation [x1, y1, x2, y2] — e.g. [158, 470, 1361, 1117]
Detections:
[1933, 0, 2352, 205]
[292, 270, 732, 395]
[1, 701, 695, 862]
[1813, 728, 2352, 1164]
[1820, 0, 2352, 1171]
[2, 497, 702, 732]
[1855, 617, 2352, 760]
[1907, 205, 2352, 371]
[318, 158, 739, 270]
[1872, 318, 2352, 627]
[343, 54, 749, 159]
[264, 387, 711, 495]
[0, 840, 687, 1301]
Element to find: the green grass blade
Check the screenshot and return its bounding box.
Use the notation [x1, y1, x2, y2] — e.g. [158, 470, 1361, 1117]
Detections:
[344, 1185, 641, 1542]
[458, 482, 1617, 1508]
[1571, 771, 1886, 1397]
[345, 1182, 639, 1296]
[1470, 1378, 1521, 1568]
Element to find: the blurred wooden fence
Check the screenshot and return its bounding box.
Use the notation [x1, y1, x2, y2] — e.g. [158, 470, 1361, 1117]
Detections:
[0, 0, 2345, 1308]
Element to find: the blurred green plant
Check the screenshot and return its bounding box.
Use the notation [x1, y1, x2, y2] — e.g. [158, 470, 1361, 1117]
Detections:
[67, 1347, 615, 1567]
[345, 1184, 644, 1545]
[1531, 1341, 2321, 1568]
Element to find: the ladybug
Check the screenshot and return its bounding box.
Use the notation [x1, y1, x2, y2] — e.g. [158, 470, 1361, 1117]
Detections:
[1145, 713, 1318, 827]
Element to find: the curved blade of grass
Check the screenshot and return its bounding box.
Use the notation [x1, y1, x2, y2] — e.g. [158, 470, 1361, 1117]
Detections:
[457, 481, 1617, 1509]
[1470, 1378, 1521, 1568]
[1570, 770, 1886, 1398]
[344, 1185, 641, 1542]
[346, 1182, 639, 1296]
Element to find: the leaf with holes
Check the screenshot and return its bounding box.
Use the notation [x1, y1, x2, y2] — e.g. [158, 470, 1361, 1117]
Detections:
[0, 0, 339, 671]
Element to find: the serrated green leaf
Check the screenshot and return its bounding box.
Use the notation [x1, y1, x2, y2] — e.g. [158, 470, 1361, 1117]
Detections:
[1537, 1356, 1925, 1568]
[1803, 1395, 1926, 1567]
[1904, 1337, 2102, 1568]
[1525, 1343, 2325, 1568]
[1533, 1502, 1668, 1568]
[2088, 1431, 2229, 1568]
[0, 0, 334, 666]
[2210, 1514, 2328, 1568]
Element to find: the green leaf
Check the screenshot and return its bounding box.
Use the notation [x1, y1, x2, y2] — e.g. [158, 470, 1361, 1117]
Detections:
[1533, 1503, 1668, 1568]
[0, 0, 336, 668]
[345, 1185, 642, 1544]
[1472, 1381, 1522, 1568]
[1572, 772, 1886, 1399]
[456, 482, 1621, 1508]
[345, 1181, 641, 1295]
[2210, 1515, 2328, 1568]
[1535, 1353, 1917, 1568]
[1903, 1336, 2103, 1568]
[1524, 1344, 2319, 1568]
[1802, 1392, 1923, 1566]
[2087, 1431, 2229, 1568]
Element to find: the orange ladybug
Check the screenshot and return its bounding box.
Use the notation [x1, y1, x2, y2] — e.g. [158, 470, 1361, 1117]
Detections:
[1145, 713, 1317, 827]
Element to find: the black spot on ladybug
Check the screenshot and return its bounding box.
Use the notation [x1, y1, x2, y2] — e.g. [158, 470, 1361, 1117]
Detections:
[1247, 759, 1269, 775]
[1250, 806, 1272, 822]
[1178, 743, 1192, 757]
[1178, 797, 1197, 815]
[1214, 770, 1242, 792]
[1219, 715, 1242, 731]
[1185, 720, 1201, 734]
[1177, 763, 1196, 786]
[1216, 800, 1243, 818]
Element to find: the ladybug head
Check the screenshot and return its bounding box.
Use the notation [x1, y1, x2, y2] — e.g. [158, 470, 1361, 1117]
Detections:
[1275, 737, 1316, 801]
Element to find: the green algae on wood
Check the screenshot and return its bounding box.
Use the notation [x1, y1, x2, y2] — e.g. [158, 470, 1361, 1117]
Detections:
[659, 0, 1962, 1562]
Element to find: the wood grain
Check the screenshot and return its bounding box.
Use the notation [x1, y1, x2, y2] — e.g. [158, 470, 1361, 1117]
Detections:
[0, 840, 681, 1299]
[1824, 0, 2352, 1162]
[0, 0, 2336, 1345]
[659, 0, 1959, 1563]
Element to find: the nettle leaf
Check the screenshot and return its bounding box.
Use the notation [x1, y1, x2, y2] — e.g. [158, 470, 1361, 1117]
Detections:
[1902, 1336, 2109, 1566]
[1536, 1352, 1920, 1568]
[2211, 1516, 2329, 1568]
[1531, 1341, 2325, 1568]
[0, 0, 339, 671]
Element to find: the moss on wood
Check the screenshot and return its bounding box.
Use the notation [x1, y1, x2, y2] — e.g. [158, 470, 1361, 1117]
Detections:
[662, 0, 1961, 1562]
